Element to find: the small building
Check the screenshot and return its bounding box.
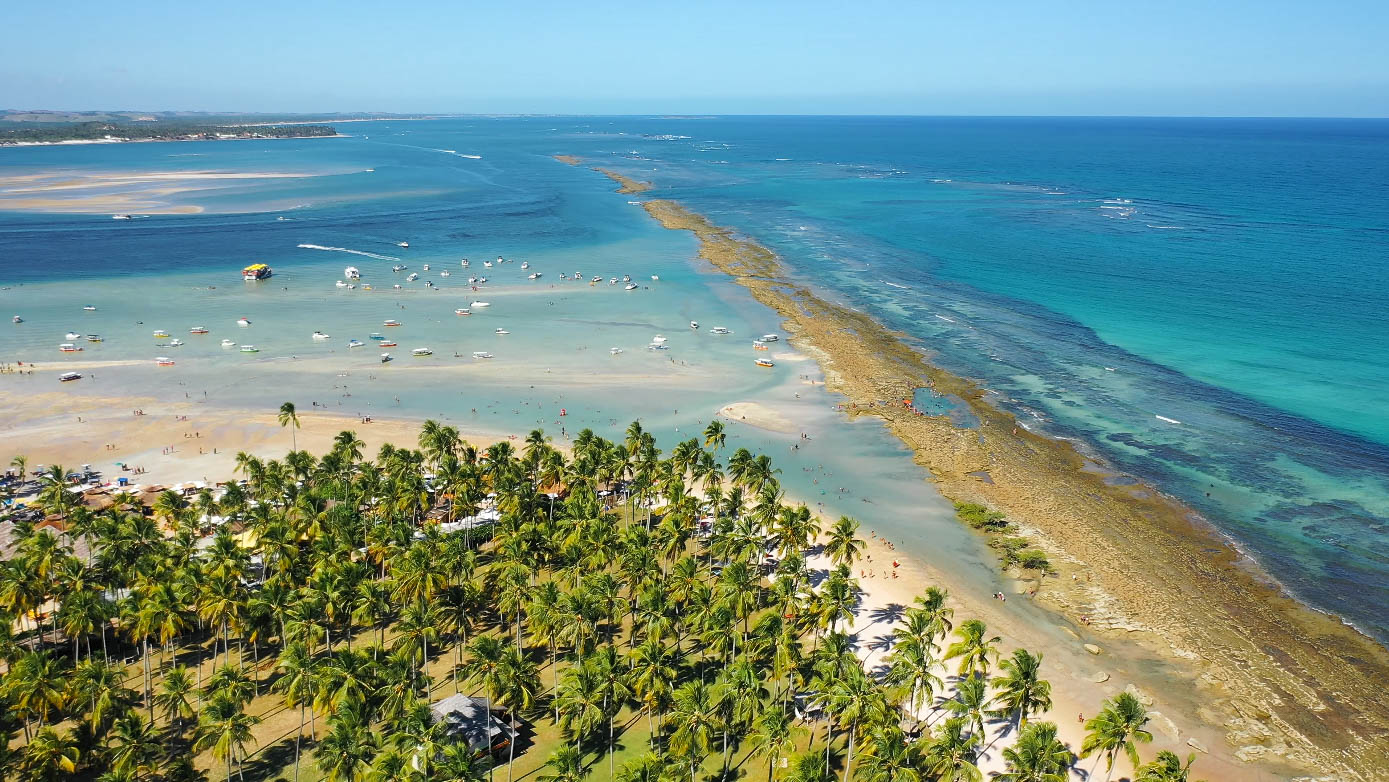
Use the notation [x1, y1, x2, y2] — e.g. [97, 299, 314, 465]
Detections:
[430, 694, 517, 754]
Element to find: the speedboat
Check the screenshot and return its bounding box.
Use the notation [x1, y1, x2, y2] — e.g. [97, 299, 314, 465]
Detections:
[406, 273, 418, 282]
[83, 305, 97, 311]
[690, 321, 699, 330]
[237, 317, 251, 327]
[461, 259, 469, 267]
[392, 265, 407, 272]
[152, 330, 169, 338]
[476, 277, 487, 283]
[336, 280, 348, 288]
[156, 357, 175, 366]
[189, 326, 209, 334]
[422, 264, 430, 271]
[397, 241, 409, 248]
[520, 262, 529, 270]
[370, 333, 385, 340]
[239, 345, 259, 353]
[380, 353, 392, 363]
[610, 278, 618, 285]
[528, 272, 542, 280]
[761, 334, 780, 342]
[494, 328, 509, 335]
[710, 326, 731, 335]
[344, 266, 361, 279]
[455, 308, 471, 316]
[168, 339, 184, 347]
[393, 284, 402, 289]
[383, 319, 401, 327]
[625, 283, 638, 290]
[65, 331, 83, 340]
[221, 339, 237, 348]
[591, 275, 602, 283]
[312, 331, 330, 340]
[242, 264, 272, 281]
[59, 343, 82, 352]
[755, 358, 775, 368]
[622, 275, 631, 283]
[59, 372, 82, 382]
[86, 334, 103, 343]
[610, 347, 623, 355]
[470, 301, 490, 308]
[112, 214, 132, 220]
[651, 335, 667, 344]
[379, 340, 397, 347]
[472, 351, 493, 359]
[496, 256, 505, 265]
[440, 270, 450, 277]
[347, 339, 365, 348]
[411, 347, 432, 356]
[11, 315, 21, 323]
[651, 275, 660, 281]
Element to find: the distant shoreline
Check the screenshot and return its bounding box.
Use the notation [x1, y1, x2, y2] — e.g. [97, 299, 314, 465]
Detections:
[0, 133, 347, 149]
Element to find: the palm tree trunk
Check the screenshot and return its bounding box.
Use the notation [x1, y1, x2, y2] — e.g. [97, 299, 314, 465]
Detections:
[842, 725, 856, 782]
[294, 704, 304, 782]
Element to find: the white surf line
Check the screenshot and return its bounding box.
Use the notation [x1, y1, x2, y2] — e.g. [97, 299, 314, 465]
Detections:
[297, 243, 400, 262]
[1155, 414, 1182, 425]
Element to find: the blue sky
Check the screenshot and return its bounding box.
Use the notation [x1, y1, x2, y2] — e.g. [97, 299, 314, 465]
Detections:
[4, 0, 1387, 116]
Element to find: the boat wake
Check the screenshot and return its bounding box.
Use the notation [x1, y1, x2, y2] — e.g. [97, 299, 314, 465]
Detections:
[297, 244, 400, 262]
[882, 280, 911, 290]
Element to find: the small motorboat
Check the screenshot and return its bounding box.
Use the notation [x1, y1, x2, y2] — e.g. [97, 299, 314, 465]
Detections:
[190, 326, 209, 334]
[406, 273, 418, 282]
[483, 260, 494, 268]
[411, 347, 433, 356]
[168, 339, 184, 347]
[392, 265, 407, 272]
[651, 335, 667, 344]
[753, 340, 769, 350]
[472, 351, 493, 359]
[622, 275, 631, 283]
[59, 371, 82, 382]
[344, 266, 361, 279]
[380, 353, 393, 363]
[397, 241, 409, 248]
[335, 280, 348, 288]
[476, 277, 487, 283]
[651, 275, 660, 281]
[591, 275, 603, 283]
[625, 283, 639, 290]
[393, 284, 402, 289]
[221, 339, 237, 347]
[528, 272, 542, 280]
[347, 339, 365, 348]
[440, 270, 451, 277]
[494, 328, 509, 335]
[455, 308, 471, 316]
[755, 358, 775, 368]
[239, 345, 259, 353]
[236, 317, 251, 327]
[112, 214, 132, 220]
[610, 278, 618, 285]
[11, 315, 21, 323]
[83, 305, 97, 311]
[383, 319, 401, 327]
[647, 343, 669, 351]
[521, 261, 530, 270]
[761, 334, 780, 342]
[370, 333, 385, 340]
[710, 326, 731, 335]
[610, 347, 623, 355]
[86, 334, 103, 342]
[461, 259, 469, 267]
[422, 264, 430, 271]
[65, 331, 83, 340]
[59, 343, 82, 352]
[471, 301, 490, 308]
[152, 330, 169, 338]
[156, 357, 175, 366]
[312, 331, 330, 341]
[690, 321, 699, 330]
[379, 340, 397, 347]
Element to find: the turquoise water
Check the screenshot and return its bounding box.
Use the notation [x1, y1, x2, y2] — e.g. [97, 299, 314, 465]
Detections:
[2, 117, 1387, 642]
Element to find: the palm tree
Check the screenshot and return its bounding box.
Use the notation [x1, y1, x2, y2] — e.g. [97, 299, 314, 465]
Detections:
[556, 662, 607, 755]
[945, 674, 989, 740]
[272, 641, 319, 782]
[537, 745, 587, 782]
[748, 707, 801, 782]
[823, 516, 864, 569]
[667, 680, 719, 782]
[279, 402, 301, 451]
[921, 717, 981, 782]
[107, 711, 164, 782]
[316, 713, 380, 782]
[19, 727, 79, 782]
[193, 695, 260, 782]
[154, 665, 197, 739]
[858, 725, 923, 782]
[5, 650, 67, 739]
[702, 420, 726, 455]
[628, 637, 676, 748]
[1081, 692, 1153, 781]
[944, 620, 999, 679]
[991, 649, 1052, 731]
[996, 722, 1074, 782]
[1135, 750, 1205, 782]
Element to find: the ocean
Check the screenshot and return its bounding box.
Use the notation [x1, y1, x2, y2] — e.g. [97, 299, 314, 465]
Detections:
[2, 116, 1387, 642]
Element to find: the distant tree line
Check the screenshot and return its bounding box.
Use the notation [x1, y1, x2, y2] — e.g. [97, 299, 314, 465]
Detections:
[0, 122, 338, 145]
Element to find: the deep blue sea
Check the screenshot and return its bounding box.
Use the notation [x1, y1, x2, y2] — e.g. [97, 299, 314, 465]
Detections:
[2, 116, 1387, 641]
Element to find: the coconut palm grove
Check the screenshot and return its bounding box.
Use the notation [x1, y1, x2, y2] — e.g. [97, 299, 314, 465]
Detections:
[0, 417, 1202, 781]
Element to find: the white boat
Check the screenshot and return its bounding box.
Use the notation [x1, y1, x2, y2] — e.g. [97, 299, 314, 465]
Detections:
[440, 270, 450, 277]
[336, 280, 348, 288]
[476, 277, 487, 283]
[348, 339, 365, 348]
[239, 345, 259, 353]
[710, 326, 731, 335]
[690, 321, 699, 330]
[397, 241, 409, 248]
[422, 264, 430, 271]
[168, 339, 184, 347]
[610, 278, 618, 285]
[111, 214, 132, 220]
[83, 305, 97, 311]
[190, 326, 209, 334]
[237, 317, 251, 327]
[86, 334, 103, 342]
[461, 259, 469, 267]
[610, 347, 623, 355]
[472, 351, 493, 359]
[59, 371, 82, 382]
[406, 273, 419, 282]
[455, 308, 471, 316]
[156, 356, 175, 366]
[383, 319, 401, 327]
[59, 343, 82, 352]
[152, 330, 169, 338]
[221, 339, 237, 347]
[496, 256, 504, 264]
[651, 275, 660, 281]
[11, 315, 21, 323]
[647, 343, 669, 351]
[392, 264, 407, 272]
[622, 275, 631, 282]
[312, 331, 330, 341]
[761, 333, 780, 342]
[528, 272, 541, 280]
[651, 335, 667, 344]
[470, 301, 490, 308]
[753, 340, 768, 350]
[625, 283, 638, 290]
[380, 353, 392, 363]
[591, 275, 603, 283]
[344, 266, 360, 279]
[411, 347, 432, 356]
[65, 331, 82, 340]
[494, 328, 509, 335]
[755, 358, 775, 368]
[483, 260, 493, 268]
[520, 262, 529, 270]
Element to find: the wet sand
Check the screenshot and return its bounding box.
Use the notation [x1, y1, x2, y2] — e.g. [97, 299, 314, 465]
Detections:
[615, 178, 1389, 779]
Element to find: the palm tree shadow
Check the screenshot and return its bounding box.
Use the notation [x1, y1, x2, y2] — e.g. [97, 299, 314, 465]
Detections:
[868, 602, 905, 625]
[806, 568, 830, 588]
[239, 736, 299, 782]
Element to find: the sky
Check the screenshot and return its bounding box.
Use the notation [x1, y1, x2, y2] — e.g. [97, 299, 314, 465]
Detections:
[4, 0, 1387, 117]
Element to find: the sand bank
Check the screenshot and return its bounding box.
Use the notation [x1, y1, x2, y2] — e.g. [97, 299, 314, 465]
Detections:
[0, 169, 330, 214]
[718, 401, 796, 433]
[617, 179, 1389, 778]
